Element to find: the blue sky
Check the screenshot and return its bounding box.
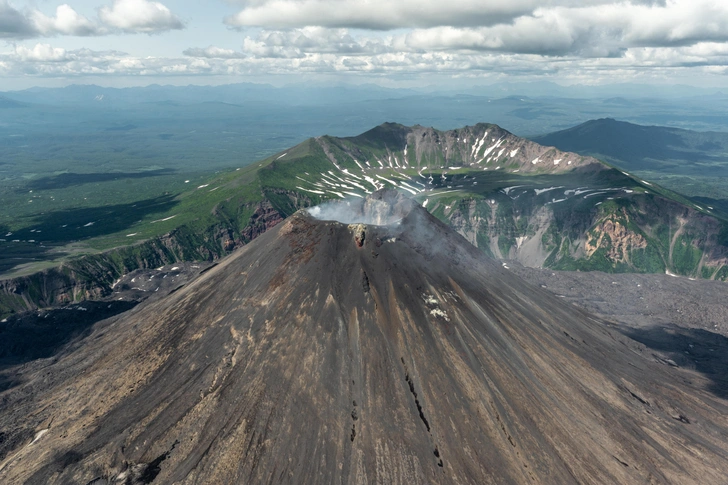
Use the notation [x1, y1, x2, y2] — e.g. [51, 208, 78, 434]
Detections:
[2, 0, 728, 90]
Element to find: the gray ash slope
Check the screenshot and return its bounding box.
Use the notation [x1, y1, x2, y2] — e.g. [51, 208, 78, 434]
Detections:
[2, 191, 728, 484]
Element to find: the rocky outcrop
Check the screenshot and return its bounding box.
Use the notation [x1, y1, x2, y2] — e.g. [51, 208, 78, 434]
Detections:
[349, 224, 366, 247]
[585, 217, 647, 263]
[241, 200, 284, 243]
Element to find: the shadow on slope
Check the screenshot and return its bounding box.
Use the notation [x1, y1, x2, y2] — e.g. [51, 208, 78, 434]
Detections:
[24, 168, 176, 191]
[15, 194, 179, 244]
[0, 223, 72, 275]
[620, 325, 728, 399]
[0, 195, 178, 275]
[0, 242, 69, 274]
[0, 300, 139, 391]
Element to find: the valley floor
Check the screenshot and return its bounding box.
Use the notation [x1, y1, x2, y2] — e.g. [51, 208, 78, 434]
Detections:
[509, 262, 728, 398]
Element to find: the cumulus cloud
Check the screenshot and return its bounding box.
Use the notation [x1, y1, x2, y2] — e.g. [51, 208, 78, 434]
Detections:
[0, 0, 36, 38]
[0, 0, 182, 39]
[13, 43, 70, 62]
[99, 0, 184, 33]
[32, 4, 104, 36]
[242, 27, 386, 58]
[182, 46, 246, 59]
[230, 0, 546, 30]
[182, 28, 387, 60]
[225, 0, 636, 30]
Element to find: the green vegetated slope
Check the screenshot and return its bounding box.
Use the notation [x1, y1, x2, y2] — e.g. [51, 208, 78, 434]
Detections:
[2, 122, 727, 318]
[0, 142, 319, 318]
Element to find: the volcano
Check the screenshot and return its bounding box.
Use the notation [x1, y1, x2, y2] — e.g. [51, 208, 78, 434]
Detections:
[1, 190, 727, 484]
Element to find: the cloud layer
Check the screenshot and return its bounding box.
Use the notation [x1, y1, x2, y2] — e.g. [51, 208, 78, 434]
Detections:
[225, 0, 618, 30]
[3, 0, 728, 86]
[225, 0, 728, 57]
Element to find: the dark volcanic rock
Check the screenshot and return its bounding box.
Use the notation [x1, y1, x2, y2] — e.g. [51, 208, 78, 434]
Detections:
[1, 190, 727, 484]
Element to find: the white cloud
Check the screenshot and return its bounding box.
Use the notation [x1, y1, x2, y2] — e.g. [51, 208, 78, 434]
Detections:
[241, 27, 386, 58]
[225, 0, 632, 30]
[183, 46, 246, 59]
[32, 4, 103, 36]
[182, 28, 387, 60]
[0, 0, 183, 38]
[99, 0, 184, 33]
[13, 43, 70, 62]
[390, 1, 728, 58]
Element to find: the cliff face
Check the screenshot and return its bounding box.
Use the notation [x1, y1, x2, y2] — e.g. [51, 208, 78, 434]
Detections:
[441, 184, 728, 278]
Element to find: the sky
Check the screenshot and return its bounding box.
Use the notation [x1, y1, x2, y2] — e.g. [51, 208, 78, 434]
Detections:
[2, 0, 728, 90]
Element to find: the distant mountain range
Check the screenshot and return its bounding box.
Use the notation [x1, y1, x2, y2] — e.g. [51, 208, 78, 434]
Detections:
[4, 85, 728, 151]
[5, 81, 728, 106]
[533, 118, 728, 175]
[533, 118, 728, 213]
[1, 83, 421, 108]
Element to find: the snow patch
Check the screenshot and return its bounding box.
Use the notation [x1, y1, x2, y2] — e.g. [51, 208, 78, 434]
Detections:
[30, 429, 49, 445]
[297, 186, 326, 195]
[423, 294, 438, 305]
[430, 308, 450, 321]
[565, 187, 591, 196]
[151, 215, 177, 223]
[534, 186, 563, 195]
[482, 137, 504, 159]
[502, 186, 524, 195]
